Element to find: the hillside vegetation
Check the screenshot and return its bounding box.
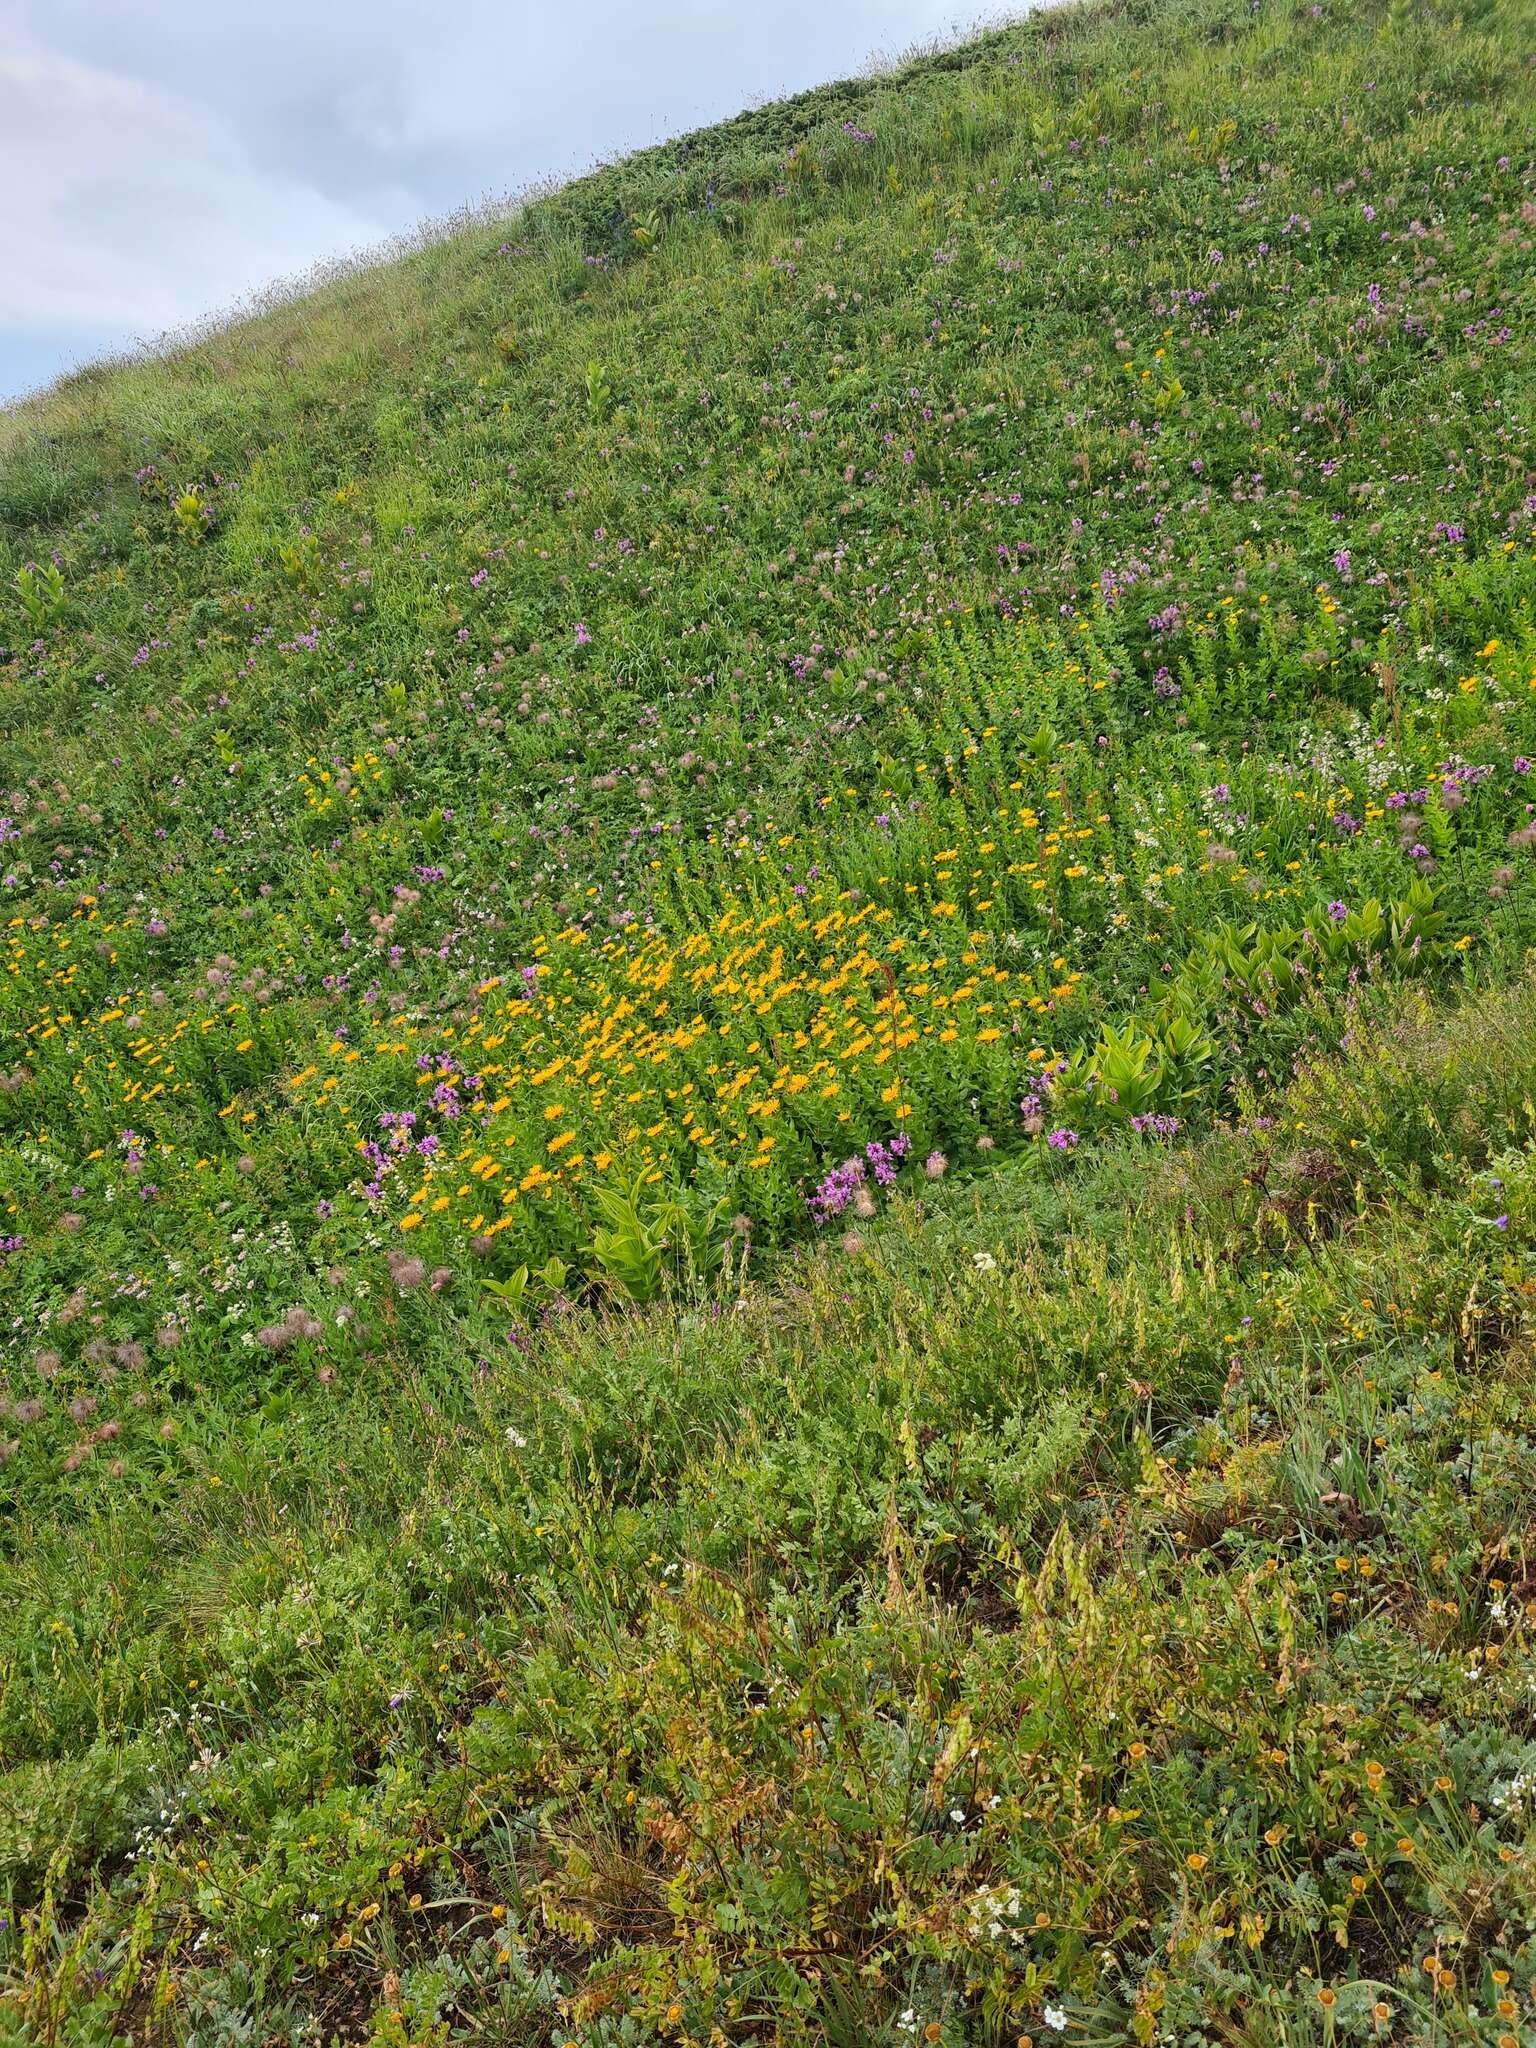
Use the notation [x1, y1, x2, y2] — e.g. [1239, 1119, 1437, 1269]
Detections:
[5, 0, 1536, 2038]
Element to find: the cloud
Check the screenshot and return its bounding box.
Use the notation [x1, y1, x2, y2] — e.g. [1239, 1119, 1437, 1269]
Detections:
[0, 33, 393, 347]
[0, 0, 994, 401]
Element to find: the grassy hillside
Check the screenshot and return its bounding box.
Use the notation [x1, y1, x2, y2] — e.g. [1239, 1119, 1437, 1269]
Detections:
[4, 0, 1536, 2037]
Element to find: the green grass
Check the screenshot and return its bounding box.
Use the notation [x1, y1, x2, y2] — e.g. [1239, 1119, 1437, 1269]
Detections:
[5, 0, 1536, 2036]
[11, 978, 1536, 2044]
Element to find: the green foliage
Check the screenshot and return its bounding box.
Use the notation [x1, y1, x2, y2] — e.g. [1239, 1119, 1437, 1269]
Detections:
[585, 1171, 730, 1304]
[481, 1252, 570, 1310]
[4, 0, 1536, 2033]
[627, 208, 663, 252]
[581, 360, 612, 419]
[276, 532, 322, 593]
[7, 977, 1536, 2042]
[172, 487, 207, 543]
[1051, 1012, 1215, 1129]
[11, 560, 64, 632]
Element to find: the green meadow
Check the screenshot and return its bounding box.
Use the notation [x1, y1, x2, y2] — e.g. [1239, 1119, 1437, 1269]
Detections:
[5, 0, 1536, 2037]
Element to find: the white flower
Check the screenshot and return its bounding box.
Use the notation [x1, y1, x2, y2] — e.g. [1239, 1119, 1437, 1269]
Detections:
[1494, 1769, 1535, 1813]
[972, 1250, 997, 1272]
[1044, 2008, 1069, 2034]
[504, 1426, 527, 1448]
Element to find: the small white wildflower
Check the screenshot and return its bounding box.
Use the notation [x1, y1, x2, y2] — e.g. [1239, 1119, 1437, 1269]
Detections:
[1494, 1769, 1535, 1813]
[972, 1250, 997, 1272]
[1044, 2007, 1069, 2034]
[504, 1426, 527, 1448]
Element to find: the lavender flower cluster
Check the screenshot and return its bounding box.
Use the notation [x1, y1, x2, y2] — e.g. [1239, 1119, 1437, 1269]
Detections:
[808, 1133, 912, 1218]
[1129, 1113, 1182, 1139]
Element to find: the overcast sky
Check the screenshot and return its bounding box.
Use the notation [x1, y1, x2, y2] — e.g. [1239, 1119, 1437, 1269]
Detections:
[1, 0, 1003, 404]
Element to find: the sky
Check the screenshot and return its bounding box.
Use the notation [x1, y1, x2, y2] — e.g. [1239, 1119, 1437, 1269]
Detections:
[0, 0, 1001, 405]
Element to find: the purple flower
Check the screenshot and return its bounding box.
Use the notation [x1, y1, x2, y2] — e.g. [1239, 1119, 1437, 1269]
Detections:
[867, 1140, 899, 1186]
[1327, 900, 1348, 923]
[808, 1157, 866, 1218]
[1129, 1113, 1181, 1140]
[1046, 1128, 1078, 1151]
[809, 1132, 911, 1218]
[573, 622, 592, 647]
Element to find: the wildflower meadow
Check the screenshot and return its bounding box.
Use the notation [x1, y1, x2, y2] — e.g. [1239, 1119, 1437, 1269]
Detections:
[5, 0, 1536, 2038]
